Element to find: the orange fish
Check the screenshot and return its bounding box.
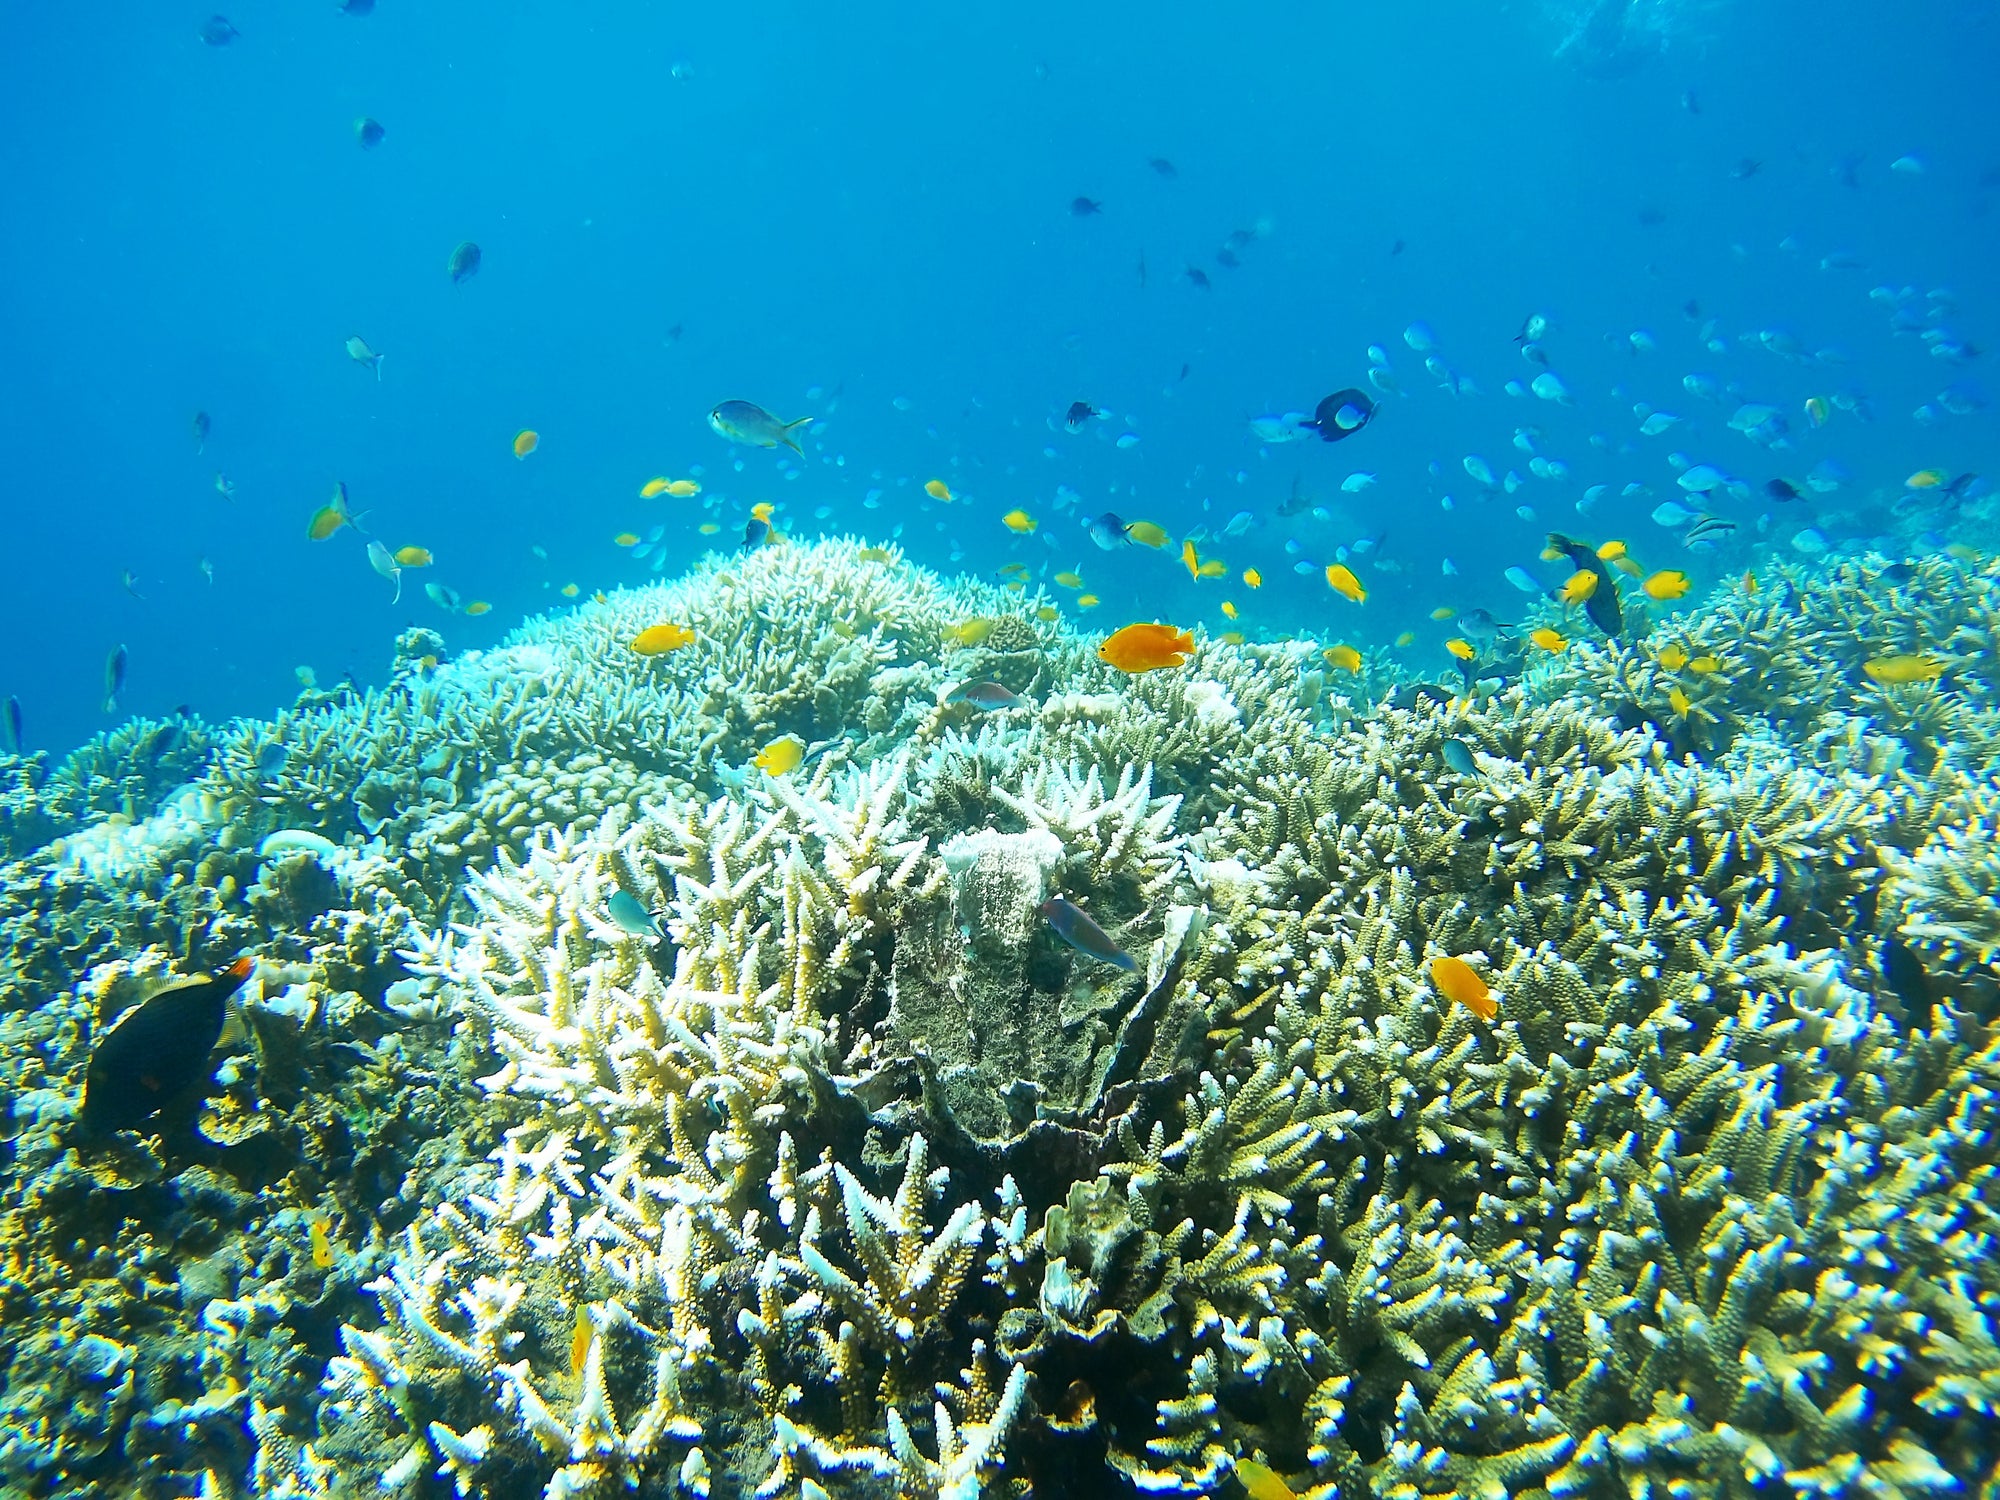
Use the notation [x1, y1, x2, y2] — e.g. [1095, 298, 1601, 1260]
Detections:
[1430, 955, 1496, 1021]
[1098, 622, 1196, 674]
[629, 623, 696, 656]
[513, 429, 539, 459]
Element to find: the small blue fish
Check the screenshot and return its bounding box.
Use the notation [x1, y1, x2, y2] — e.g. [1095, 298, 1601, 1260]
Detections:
[1085, 512, 1132, 550]
[1440, 738, 1480, 777]
[607, 890, 662, 940]
[1039, 895, 1135, 971]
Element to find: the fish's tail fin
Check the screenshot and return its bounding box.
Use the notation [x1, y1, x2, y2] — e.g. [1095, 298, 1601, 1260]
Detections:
[390, 574, 402, 605]
[102, 695, 117, 715]
[780, 417, 814, 455]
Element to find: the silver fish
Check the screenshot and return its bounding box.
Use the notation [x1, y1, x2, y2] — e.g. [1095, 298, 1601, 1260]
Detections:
[367, 540, 402, 603]
[345, 336, 384, 379]
[708, 400, 813, 455]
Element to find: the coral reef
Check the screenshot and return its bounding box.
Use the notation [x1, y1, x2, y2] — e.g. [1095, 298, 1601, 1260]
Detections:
[2, 538, 1996, 1498]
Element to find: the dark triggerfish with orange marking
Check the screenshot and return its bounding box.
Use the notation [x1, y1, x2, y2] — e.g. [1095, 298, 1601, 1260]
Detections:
[80, 956, 255, 1133]
[1040, 896, 1136, 971]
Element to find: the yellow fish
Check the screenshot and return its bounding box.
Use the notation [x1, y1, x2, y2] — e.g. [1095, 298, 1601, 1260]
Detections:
[1242, 567, 1262, 589]
[560, 583, 580, 598]
[1324, 644, 1362, 672]
[393, 545, 432, 567]
[665, 479, 701, 497]
[513, 429, 539, 459]
[1036, 605, 1059, 621]
[1002, 509, 1038, 534]
[1054, 571, 1085, 589]
[1429, 605, 1455, 621]
[1744, 570, 1759, 593]
[858, 546, 894, 563]
[925, 479, 953, 502]
[1688, 655, 1721, 674]
[1445, 638, 1475, 660]
[1611, 557, 1644, 578]
[630, 623, 696, 656]
[751, 501, 776, 522]
[465, 601, 492, 616]
[754, 734, 807, 776]
[306, 482, 362, 541]
[1196, 559, 1228, 579]
[1325, 563, 1367, 603]
[1182, 539, 1200, 580]
[1668, 686, 1692, 716]
[1123, 520, 1169, 549]
[309, 1216, 334, 1270]
[1233, 1460, 1297, 1500]
[1656, 644, 1689, 671]
[698, 522, 720, 535]
[1430, 955, 1497, 1021]
[1863, 653, 1944, 685]
[1219, 631, 1245, 645]
[1221, 600, 1239, 619]
[1394, 631, 1416, 647]
[1596, 539, 1628, 560]
[1944, 543, 1979, 562]
[1076, 593, 1100, 608]
[1528, 627, 1567, 653]
[640, 477, 673, 498]
[943, 618, 995, 647]
[1556, 571, 1598, 605]
[571, 1305, 593, 1379]
[1906, 469, 1946, 489]
[1642, 569, 1691, 601]
[997, 561, 1029, 577]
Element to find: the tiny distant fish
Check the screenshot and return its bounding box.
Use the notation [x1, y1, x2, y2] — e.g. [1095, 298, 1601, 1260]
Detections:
[199, 15, 240, 45]
[1070, 196, 1103, 216]
[338, 0, 375, 14]
[1148, 157, 1177, 178]
[448, 241, 481, 283]
[104, 644, 128, 714]
[355, 117, 385, 149]
[345, 335, 384, 379]
[214, 472, 237, 501]
[1183, 265, 1211, 290]
[1064, 401, 1099, 431]
[2, 695, 21, 753]
[1039, 895, 1135, 971]
[192, 410, 210, 452]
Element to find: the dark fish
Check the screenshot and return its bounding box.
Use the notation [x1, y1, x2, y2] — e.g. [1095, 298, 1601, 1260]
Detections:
[1183, 265, 1211, 290]
[1440, 738, 1480, 777]
[338, 0, 375, 13]
[1224, 229, 1255, 250]
[1305, 388, 1376, 442]
[1764, 478, 1804, 502]
[1878, 562, 1917, 585]
[80, 957, 256, 1134]
[192, 410, 210, 453]
[2, 695, 21, 753]
[1387, 683, 1451, 711]
[606, 889, 663, 940]
[1879, 935, 1932, 1009]
[665, 323, 683, 343]
[945, 681, 1023, 712]
[1944, 471, 1981, 498]
[1215, 247, 1240, 269]
[255, 741, 290, 775]
[1389, 237, 1405, 256]
[355, 116, 386, 149]
[1039, 896, 1135, 971]
[1732, 158, 1762, 179]
[103, 644, 128, 715]
[743, 516, 771, 550]
[448, 241, 482, 284]
[1148, 157, 1177, 178]
[1084, 512, 1131, 551]
[147, 721, 184, 760]
[199, 15, 239, 44]
[1064, 401, 1099, 432]
[1612, 699, 1701, 763]
[1546, 532, 1623, 638]
[1682, 299, 1703, 320]
[1070, 197, 1103, 217]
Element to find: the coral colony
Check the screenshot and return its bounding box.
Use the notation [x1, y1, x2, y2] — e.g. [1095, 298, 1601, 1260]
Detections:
[0, 539, 1994, 1497]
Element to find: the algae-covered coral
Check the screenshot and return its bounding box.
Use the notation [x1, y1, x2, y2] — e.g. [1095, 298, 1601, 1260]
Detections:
[1, 538, 1996, 1499]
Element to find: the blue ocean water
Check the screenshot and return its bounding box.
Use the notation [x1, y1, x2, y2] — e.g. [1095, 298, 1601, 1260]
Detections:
[1, 0, 1993, 753]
